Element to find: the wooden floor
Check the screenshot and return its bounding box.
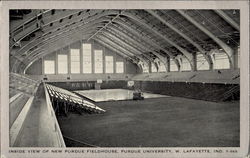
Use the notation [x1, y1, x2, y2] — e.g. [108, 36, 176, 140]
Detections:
[75, 89, 168, 102]
[57, 96, 239, 147]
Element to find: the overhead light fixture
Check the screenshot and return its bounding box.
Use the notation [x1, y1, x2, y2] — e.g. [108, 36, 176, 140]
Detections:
[202, 21, 205, 25]
[233, 10, 236, 15]
[227, 40, 230, 44]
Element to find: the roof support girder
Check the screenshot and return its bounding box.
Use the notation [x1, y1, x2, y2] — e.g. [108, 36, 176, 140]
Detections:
[92, 38, 137, 62]
[146, 9, 213, 70]
[12, 10, 119, 54]
[113, 19, 180, 71]
[22, 30, 97, 71]
[23, 26, 101, 61]
[96, 35, 149, 66]
[122, 12, 194, 71]
[106, 25, 170, 71]
[214, 10, 240, 31]
[101, 31, 142, 54]
[177, 10, 235, 69]
[15, 16, 112, 57]
[93, 38, 142, 71]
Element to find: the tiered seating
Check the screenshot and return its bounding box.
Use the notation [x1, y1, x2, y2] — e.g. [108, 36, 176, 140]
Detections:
[9, 73, 40, 96]
[9, 73, 41, 147]
[135, 80, 239, 102]
[132, 69, 240, 84]
[45, 84, 105, 114]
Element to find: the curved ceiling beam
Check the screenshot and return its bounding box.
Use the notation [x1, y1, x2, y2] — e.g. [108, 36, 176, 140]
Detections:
[25, 28, 99, 61]
[11, 10, 51, 31]
[102, 30, 153, 64]
[99, 33, 150, 64]
[22, 30, 97, 70]
[112, 20, 180, 70]
[92, 38, 140, 66]
[20, 27, 101, 61]
[11, 10, 80, 33]
[41, 10, 83, 26]
[113, 19, 172, 57]
[214, 10, 240, 31]
[24, 27, 98, 62]
[93, 39, 132, 59]
[87, 11, 123, 41]
[22, 32, 95, 73]
[96, 35, 149, 65]
[10, 22, 40, 48]
[14, 10, 103, 53]
[105, 26, 170, 71]
[99, 33, 141, 56]
[11, 9, 120, 50]
[14, 12, 112, 56]
[105, 26, 148, 52]
[146, 9, 213, 70]
[101, 31, 142, 55]
[95, 35, 136, 57]
[20, 22, 103, 61]
[177, 10, 234, 68]
[122, 12, 194, 70]
[15, 17, 111, 58]
[40, 10, 104, 35]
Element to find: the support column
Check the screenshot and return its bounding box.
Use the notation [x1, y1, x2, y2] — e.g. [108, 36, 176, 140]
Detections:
[192, 52, 197, 71]
[177, 10, 234, 69]
[91, 40, 94, 74]
[55, 50, 58, 75]
[166, 57, 170, 72]
[68, 46, 71, 74]
[80, 40, 83, 74]
[42, 57, 44, 75]
[233, 47, 239, 69]
[148, 62, 152, 73]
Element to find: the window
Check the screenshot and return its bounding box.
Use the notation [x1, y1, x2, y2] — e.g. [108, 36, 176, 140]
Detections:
[197, 53, 209, 70]
[212, 51, 230, 69]
[151, 62, 157, 72]
[94, 50, 103, 73]
[44, 60, 55, 74]
[82, 43, 92, 73]
[181, 57, 191, 71]
[70, 49, 80, 73]
[116, 62, 124, 73]
[58, 54, 68, 74]
[158, 61, 167, 72]
[170, 59, 178, 71]
[105, 56, 114, 73]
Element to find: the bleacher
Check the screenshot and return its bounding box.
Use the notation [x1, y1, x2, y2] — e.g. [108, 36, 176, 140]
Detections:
[9, 73, 42, 147]
[30, 74, 134, 82]
[132, 69, 240, 84]
[45, 84, 106, 114]
[9, 72, 40, 96]
[9, 73, 40, 125]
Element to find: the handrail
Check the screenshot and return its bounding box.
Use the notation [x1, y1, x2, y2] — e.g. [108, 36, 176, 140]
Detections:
[43, 83, 66, 147]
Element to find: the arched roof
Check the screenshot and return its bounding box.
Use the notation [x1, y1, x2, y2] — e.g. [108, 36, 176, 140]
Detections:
[9, 9, 240, 73]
